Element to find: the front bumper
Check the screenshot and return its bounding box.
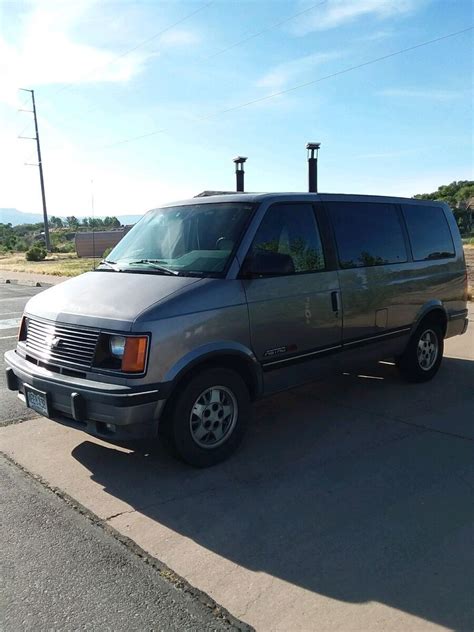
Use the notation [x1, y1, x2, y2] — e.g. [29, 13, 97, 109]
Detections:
[5, 350, 170, 440]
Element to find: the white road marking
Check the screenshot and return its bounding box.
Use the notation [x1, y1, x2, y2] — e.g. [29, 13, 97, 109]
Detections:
[0, 335, 17, 340]
[0, 318, 21, 330]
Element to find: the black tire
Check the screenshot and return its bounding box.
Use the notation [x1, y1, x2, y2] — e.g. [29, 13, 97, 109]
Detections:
[396, 321, 444, 383]
[161, 368, 251, 467]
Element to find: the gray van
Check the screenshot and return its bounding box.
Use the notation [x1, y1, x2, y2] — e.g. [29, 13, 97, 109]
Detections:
[5, 193, 469, 466]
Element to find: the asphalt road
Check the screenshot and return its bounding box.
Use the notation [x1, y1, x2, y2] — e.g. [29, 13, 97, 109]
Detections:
[0, 284, 243, 631]
[0, 284, 42, 425]
[0, 454, 239, 631]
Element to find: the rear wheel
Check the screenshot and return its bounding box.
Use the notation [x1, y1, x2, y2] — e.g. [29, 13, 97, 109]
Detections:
[161, 368, 251, 467]
[396, 321, 444, 383]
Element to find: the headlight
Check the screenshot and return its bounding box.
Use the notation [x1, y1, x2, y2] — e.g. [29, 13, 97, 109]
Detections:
[94, 334, 149, 373]
[110, 335, 126, 358]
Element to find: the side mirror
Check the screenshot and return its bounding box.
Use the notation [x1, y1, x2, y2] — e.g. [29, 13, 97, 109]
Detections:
[241, 250, 295, 278]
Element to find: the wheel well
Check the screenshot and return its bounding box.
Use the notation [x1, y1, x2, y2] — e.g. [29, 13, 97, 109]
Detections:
[419, 308, 448, 337]
[166, 354, 261, 407]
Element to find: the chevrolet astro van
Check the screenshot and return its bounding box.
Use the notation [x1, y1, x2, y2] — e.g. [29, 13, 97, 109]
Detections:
[5, 193, 469, 466]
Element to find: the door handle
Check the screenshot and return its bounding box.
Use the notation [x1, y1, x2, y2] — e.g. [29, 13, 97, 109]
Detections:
[331, 291, 340, 313]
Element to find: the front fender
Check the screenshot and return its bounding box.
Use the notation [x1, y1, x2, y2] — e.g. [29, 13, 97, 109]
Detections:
[163, 341, 263, 395]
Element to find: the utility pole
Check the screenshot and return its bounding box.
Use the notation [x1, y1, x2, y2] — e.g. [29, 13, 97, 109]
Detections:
[18, 89, 51, 251]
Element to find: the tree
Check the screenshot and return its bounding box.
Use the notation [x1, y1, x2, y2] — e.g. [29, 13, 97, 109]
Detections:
[65, 216, 79, 229]
[49, 216, 63, 229]
[87, 217, 104, 229]
[101, 216, 120, 228]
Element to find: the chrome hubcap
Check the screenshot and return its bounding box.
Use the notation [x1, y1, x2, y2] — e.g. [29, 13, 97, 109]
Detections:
[417, 329, 438, 371]
[189, 386, 238, 449]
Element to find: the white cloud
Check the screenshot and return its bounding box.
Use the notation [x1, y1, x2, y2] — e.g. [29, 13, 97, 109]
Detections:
[379, 88, 464, 101]
[291, 0, 422, 35]
[256, 51, 342, 91]
[0, 0, 206, 216]
[0, 0, 201, 106]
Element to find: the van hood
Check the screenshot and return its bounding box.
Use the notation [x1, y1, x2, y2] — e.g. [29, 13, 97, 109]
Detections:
[24, 270, 201, 331]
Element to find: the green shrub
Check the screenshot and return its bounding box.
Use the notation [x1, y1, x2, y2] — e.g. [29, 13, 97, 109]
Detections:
[26, 246, 47, 261]
[102, 247, 113, 259]
[54, 240, 76, 253]
[15, 240, 29, 252]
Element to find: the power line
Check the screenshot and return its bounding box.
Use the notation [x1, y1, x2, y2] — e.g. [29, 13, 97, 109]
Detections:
[46, 0, 326, 130]
[18, 119, 34, 138]
[99, 25, 473, 151]
[50, 1, 214, 99]
[203, 0, 328, 61]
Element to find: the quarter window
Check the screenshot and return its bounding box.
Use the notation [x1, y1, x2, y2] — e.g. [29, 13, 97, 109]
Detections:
[250, 204, 325, 274]
[326, 202, 407, 269]
[402, 204, 455, 261]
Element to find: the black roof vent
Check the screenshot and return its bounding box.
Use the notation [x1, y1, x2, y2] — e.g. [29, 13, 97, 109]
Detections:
[233, 156, 247, 192]
[306, 142, 321, 193]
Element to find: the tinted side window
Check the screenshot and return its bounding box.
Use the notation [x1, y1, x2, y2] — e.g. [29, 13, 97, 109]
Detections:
[250, 204, 325, 273]
[402, 204, 455, 261]
[326, 202, 407, 269]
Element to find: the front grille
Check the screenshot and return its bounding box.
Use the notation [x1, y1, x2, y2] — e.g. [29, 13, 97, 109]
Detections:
[25, 318, 100, 369]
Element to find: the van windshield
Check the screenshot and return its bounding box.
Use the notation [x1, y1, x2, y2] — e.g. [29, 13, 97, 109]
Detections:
[100, 202, 254, 277]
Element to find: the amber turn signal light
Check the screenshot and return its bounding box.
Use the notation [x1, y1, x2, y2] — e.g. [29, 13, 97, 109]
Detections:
[121, 336, 148, 373]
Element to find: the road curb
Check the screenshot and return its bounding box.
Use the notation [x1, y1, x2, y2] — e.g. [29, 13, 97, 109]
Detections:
[1, 278, 50, 288]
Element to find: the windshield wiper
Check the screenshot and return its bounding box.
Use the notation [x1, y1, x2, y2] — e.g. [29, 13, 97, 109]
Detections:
[97, 260, 122, 271]
[126, 260, 179, 275]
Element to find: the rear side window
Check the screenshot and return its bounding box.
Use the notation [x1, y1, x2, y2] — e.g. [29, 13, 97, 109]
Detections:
[250, 203, 325, 273]
[326, 202, 407, 269]
[402, 204, 455, 261]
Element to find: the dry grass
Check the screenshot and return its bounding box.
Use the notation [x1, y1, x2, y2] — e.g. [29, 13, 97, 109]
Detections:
[0, 253, 96, 277]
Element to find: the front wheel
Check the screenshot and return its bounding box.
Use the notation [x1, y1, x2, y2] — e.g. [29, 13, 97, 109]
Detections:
[162, 368, 251, 467]
[396, 322, 444, 383]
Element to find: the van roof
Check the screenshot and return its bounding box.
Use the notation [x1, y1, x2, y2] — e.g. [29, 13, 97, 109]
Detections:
[159, 192, 447, 208]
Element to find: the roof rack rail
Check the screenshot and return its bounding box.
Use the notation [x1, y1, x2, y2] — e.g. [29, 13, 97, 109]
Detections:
[194, 190, 247, 197]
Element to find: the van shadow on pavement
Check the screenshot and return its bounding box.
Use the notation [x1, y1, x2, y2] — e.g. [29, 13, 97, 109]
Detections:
[72, 358, 474, 629]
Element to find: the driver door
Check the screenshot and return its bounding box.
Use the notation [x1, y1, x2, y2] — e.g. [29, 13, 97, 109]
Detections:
[241, 202, 342, 392]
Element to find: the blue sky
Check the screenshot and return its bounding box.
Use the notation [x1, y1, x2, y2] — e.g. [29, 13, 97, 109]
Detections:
[0, 0, 472, 217]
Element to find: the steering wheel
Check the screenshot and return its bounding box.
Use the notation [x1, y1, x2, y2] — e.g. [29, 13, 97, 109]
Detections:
[215, 237, 234, 250]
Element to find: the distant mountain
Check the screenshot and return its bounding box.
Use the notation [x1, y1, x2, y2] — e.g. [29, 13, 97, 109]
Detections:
[0, 208, 143, 227]
[0, 208, 44, 225]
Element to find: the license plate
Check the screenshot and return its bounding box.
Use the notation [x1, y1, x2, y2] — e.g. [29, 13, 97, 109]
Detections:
[25, 385, 50, 417]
